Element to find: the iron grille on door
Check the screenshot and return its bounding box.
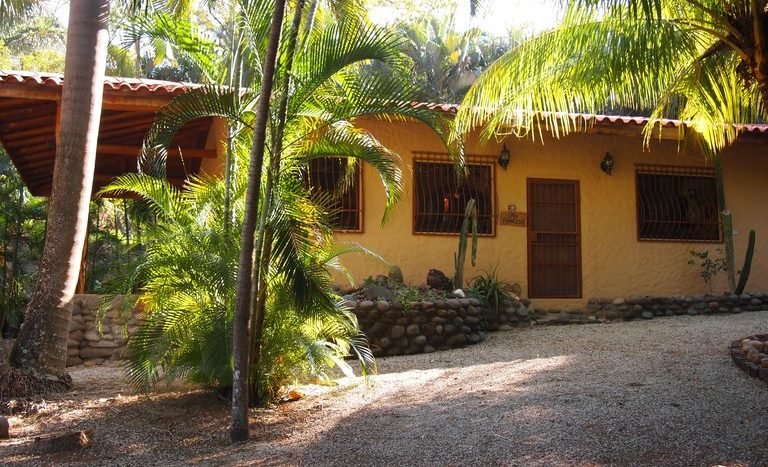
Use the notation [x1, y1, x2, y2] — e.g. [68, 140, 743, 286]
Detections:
[307, 157, 362, 232]
[413, 153, 495, 235]
[636, 165, 720, 242]
[527, 179, 581, 298]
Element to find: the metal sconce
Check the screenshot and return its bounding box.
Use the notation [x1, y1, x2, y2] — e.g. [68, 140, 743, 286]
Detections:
[600, 152, 614, 175]
[498, 144, 511, 170]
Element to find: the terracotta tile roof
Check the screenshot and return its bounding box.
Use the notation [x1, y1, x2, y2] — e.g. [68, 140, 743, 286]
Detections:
[5, 70, 768, 134]
[0, 69, 200, 95]
[411, 102, 768, 134]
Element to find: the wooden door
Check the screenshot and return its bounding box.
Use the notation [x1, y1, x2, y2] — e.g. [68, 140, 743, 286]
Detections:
[527, 179, 581, 298]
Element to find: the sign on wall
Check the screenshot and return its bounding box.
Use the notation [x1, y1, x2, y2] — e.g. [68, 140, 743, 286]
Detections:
[500, 205, 527, 227]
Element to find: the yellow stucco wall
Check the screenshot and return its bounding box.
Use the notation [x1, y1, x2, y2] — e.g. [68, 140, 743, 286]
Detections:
[333, 119, 768, 309]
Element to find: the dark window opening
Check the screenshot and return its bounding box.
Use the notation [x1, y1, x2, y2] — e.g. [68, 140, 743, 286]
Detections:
[413, 156, 495, 235]
[307, 157, 362, 232]
[636, 165, 720, 242]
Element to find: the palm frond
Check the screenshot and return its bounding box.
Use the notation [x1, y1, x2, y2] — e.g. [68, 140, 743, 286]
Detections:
[290, 19, 408, 112]
[298, 122, 402, 224]
[139, 85, 255, 176]
[123, 12, 222, 82]
[99, 174, 185, 222]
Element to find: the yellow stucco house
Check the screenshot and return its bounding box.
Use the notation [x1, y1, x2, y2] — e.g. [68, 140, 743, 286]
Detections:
[1, 71, 767, 310]
[335, 111, 768, 310]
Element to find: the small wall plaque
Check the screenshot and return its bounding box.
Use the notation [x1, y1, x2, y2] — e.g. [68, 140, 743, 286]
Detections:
[500, 206, 527, 227]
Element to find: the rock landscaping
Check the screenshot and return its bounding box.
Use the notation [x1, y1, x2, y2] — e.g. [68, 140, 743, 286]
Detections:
[529, 292, 768, 325]
[347, 296, 489, 356]
[66, 295, 143, 367]
[62, 289, 768, 363]
[730, 334, 768, 383]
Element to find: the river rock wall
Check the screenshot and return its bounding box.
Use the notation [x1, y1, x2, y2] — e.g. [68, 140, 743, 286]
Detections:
[67, 295, 143, 367]
[348, 297, 490, 356]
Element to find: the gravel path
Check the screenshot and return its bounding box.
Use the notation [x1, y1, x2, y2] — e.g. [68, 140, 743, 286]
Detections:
[6, 312, 768, 466]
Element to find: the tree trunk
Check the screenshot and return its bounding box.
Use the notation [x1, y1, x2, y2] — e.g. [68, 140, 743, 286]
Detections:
[248, 0, 306, 406]
[9, 0, 110, 375]
[230, 0, 287, 444]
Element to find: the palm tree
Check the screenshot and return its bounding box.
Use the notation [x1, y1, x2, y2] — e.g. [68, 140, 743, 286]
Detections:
[458, 1, 768, 151]
[129, 0, 457, 442]
[230, 0, 287, 443]
[9, 0, 110, 376]
[456, 0, 768, 291]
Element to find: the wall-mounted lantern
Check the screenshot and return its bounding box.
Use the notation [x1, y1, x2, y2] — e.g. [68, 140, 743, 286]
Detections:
[600, 152, 615, 175]
[498, 144, 511, 170]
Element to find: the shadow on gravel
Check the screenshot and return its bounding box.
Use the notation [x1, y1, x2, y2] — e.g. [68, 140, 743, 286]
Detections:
[292, 318, 768, 466]
[7, 313, 768, 466]
[297, 358, 768, 466]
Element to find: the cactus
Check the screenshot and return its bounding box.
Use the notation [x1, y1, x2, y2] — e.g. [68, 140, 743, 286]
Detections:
[453, 198, 478, 289]
[714, 156, 737, 292]
[734, 230, 756, 295]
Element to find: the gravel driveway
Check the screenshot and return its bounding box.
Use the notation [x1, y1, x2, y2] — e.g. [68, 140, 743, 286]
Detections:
[259, 311, 768, 466]
[6, 311, 768, 466]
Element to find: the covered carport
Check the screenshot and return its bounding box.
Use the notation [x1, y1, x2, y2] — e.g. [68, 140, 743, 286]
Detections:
[0, 70, 225, 290]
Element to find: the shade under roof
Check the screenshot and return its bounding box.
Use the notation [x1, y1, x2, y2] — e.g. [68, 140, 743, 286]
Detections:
[0, 70, 219, 197]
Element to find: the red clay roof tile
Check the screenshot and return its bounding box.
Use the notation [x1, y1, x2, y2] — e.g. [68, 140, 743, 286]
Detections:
[4, 70, 768, 134]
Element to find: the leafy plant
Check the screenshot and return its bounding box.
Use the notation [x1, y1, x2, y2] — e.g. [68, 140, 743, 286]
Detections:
[467, 267, 512, 321]
[688, 248, 728, 289]
[102, 173, 374, 400]
[394, 284, 423, 306]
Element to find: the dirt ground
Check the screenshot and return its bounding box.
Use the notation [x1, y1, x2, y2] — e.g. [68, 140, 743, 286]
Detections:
[4, 311, 768, 466]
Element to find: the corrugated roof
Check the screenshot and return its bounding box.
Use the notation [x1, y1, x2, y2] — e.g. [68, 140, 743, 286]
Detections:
[0, 69, 200, 95]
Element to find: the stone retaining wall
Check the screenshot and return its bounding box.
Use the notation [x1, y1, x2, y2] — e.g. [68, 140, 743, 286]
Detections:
[348, 294, 536, 357]
[61, 291, 768, 365]
[67, 295, 143, 367]
[529, 292, 768, 325]
[587, 292, 768, 321]
[348, 297, 488, 356]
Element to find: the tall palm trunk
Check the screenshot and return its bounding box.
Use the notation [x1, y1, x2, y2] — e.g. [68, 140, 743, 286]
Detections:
[230, 0, 287, 444]
[9, 0, 110, 375]
[248, 0, 306, 405]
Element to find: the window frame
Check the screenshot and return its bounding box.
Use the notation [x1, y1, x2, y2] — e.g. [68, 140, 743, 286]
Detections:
[635, 164, 722, 243]
[307, 157, 364, 233]
[411, 152, 497, 237]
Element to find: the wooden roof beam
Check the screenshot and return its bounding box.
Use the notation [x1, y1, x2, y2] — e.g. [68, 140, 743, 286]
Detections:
[97, 144, 217, 158]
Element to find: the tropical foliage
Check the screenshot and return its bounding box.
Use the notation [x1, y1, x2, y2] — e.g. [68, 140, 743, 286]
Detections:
[101, 0, 457, 407]
[0, 149, 45, 337]
[456, 0, 768, 153]
[391, 4, 515, 103]
[101, 172, 373, 400]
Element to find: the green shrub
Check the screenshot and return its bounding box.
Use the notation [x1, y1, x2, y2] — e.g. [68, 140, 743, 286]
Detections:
[467, 267, 513, 319]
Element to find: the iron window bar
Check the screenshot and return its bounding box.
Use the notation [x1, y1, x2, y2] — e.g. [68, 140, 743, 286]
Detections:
[635, 164, 721, 242]
[412, 152, 496, 236]
[307, 157, 363, 232]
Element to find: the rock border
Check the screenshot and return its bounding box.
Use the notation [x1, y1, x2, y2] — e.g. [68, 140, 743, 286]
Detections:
[730, 334, 768, 383]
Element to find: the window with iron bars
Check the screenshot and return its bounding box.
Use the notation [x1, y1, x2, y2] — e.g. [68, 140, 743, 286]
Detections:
[307, 157, 362, 232]
[413, 154, 495, 235]
[636, 164, 721, 242]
